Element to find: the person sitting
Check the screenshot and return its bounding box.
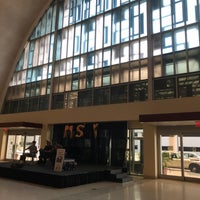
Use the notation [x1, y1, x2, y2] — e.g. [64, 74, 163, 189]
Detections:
[23, 141, 38, 162]
[39, 140, 54, 164]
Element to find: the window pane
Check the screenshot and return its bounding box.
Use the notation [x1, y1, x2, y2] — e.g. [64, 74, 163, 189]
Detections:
[140, 67, 148, 80]
[32, 41, 39, 67]
[161, 2, 172, 31]
[87, 53, 94, 70]
[59, 76, 65, 92]
[153, 34, 161, 56]
[174, 29, 185, 51]
[95, 50, 102, 69]
[140, 1, 147, 37]
[120, 63, 129, 83]
[97, 0, 104, 14]
[152, 8, 160, 33]
[112, 46, 120, 65]
[53, 77, 59, 93]
[154, 78, 176, 100]
[81, 22, 88, 53]
[79, 72, 86, 89]
[65, 75, 72, 91]
[67, 58, 72, 75]
[74, 24, 81, 55]
[78, 90, 92, 106]
[111, 65, 119, 84]
[93, 88, 109, 105]
[56, 31, 62, 60]
[140, 38, 148, 58]
[94, 69, 102, 87]
[111, 85, 127, 104]
[72, 74, 79, 90]
[130, 61, 139, 81]
[80, 55, 87, 72]
[61, 29, 68, 59]
[105, 0, 112, 11]
[96, 16, 103, 49]
[188, 49, 200, 72]
[130, 40, 139, 60]
[103, 48, 111, 67]
[67, 27, 74, 57]
[163, 54, 174, 75]
[129, 82, 148, 102]
[130, 3, 140, 40]
[173, 1, 184, 28]
[90, 0, 96, 17]
[187, 25, 199, 49]
[121, 43, 129, 63]
[49, 34, 54, 62]
[86, 70, 93, 88]
[186, 0, 198, 25]
[103, 67, 110, 86]
[63, 0, 69, 27]
[44, 35, 50, 63]
[52, 94, 64, 109]
[68, 92, 78, 108]
[41, 80, 47, 95]
[162, 32, 173, 54]
[121, 7, 129, 42]
[73, 57, 79, 73]
[175, 60, 187, 74]
[88, 19, 95, 52]
[104, 14, 111, 47]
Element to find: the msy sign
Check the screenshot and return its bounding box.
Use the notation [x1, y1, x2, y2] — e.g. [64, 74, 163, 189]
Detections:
[63, 123, 99, 139]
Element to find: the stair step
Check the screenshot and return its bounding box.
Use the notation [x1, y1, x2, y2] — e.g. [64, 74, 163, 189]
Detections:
[110, 169, 122, 174]
[116, 176, 133, 183]
[114, 172, 128, 179]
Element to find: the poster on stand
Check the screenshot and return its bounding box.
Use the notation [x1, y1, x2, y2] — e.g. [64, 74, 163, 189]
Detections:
[54, 148, 65, 172]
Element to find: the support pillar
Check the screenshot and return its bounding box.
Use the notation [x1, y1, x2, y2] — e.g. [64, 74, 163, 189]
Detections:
[143, 124, 158, 178]
[0, 129, 8, 160]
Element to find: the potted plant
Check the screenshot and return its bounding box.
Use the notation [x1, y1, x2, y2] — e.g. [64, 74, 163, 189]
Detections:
[162, 151, 170, 174]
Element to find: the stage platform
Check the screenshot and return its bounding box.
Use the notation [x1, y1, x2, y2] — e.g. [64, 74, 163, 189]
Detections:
[0, 161, 132, 188]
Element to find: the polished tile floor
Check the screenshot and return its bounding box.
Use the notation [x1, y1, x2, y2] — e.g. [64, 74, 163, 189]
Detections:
[1, 177, 200, 200]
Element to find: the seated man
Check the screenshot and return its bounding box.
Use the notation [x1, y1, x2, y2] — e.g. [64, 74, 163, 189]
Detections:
[39, 140, 54, 164]
[23, 141, 38, 161]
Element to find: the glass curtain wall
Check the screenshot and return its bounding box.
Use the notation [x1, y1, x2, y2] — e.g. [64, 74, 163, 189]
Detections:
[2, 0, 200, 113]
[152, 0, 200, 99]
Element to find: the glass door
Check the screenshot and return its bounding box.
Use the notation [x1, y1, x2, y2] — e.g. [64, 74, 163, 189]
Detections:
[160, 134, 183, 177]
[6, 135, 17, 160]
[160, 132, 200, 181]
[182, 135, 200, 179]
[126, 129, 143, 175]
[6, 134, 41, 160]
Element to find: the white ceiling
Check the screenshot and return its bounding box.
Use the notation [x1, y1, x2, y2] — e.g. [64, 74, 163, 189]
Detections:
[0, 0, 52, 109]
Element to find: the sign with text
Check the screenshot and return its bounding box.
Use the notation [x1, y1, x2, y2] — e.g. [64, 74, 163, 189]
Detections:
[54, 148, 65, 172]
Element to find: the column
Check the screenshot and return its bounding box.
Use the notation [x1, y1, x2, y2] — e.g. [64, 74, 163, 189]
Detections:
[143, 124, 158, 178]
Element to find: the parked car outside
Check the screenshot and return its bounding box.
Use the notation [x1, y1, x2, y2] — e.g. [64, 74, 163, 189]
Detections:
[162, 151, 200, 173]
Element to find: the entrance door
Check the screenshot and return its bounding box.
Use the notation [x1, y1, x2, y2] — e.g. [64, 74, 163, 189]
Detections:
[6, 134, 41, 160]
[160, 134, 182, 177]
[6, 135, 25, 160]
[160, 132, 200, 180]
[126, 129, 143, 175]
[182, 135, 200, 179]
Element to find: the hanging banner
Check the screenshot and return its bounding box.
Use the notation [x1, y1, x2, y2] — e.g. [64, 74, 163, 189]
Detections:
[54, 148, 65, 172]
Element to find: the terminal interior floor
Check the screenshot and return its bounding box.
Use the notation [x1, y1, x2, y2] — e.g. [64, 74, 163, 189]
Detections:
[1, 177, 200, 200]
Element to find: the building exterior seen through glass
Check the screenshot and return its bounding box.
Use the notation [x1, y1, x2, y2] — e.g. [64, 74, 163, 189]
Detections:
[2, 0, 200, 113]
